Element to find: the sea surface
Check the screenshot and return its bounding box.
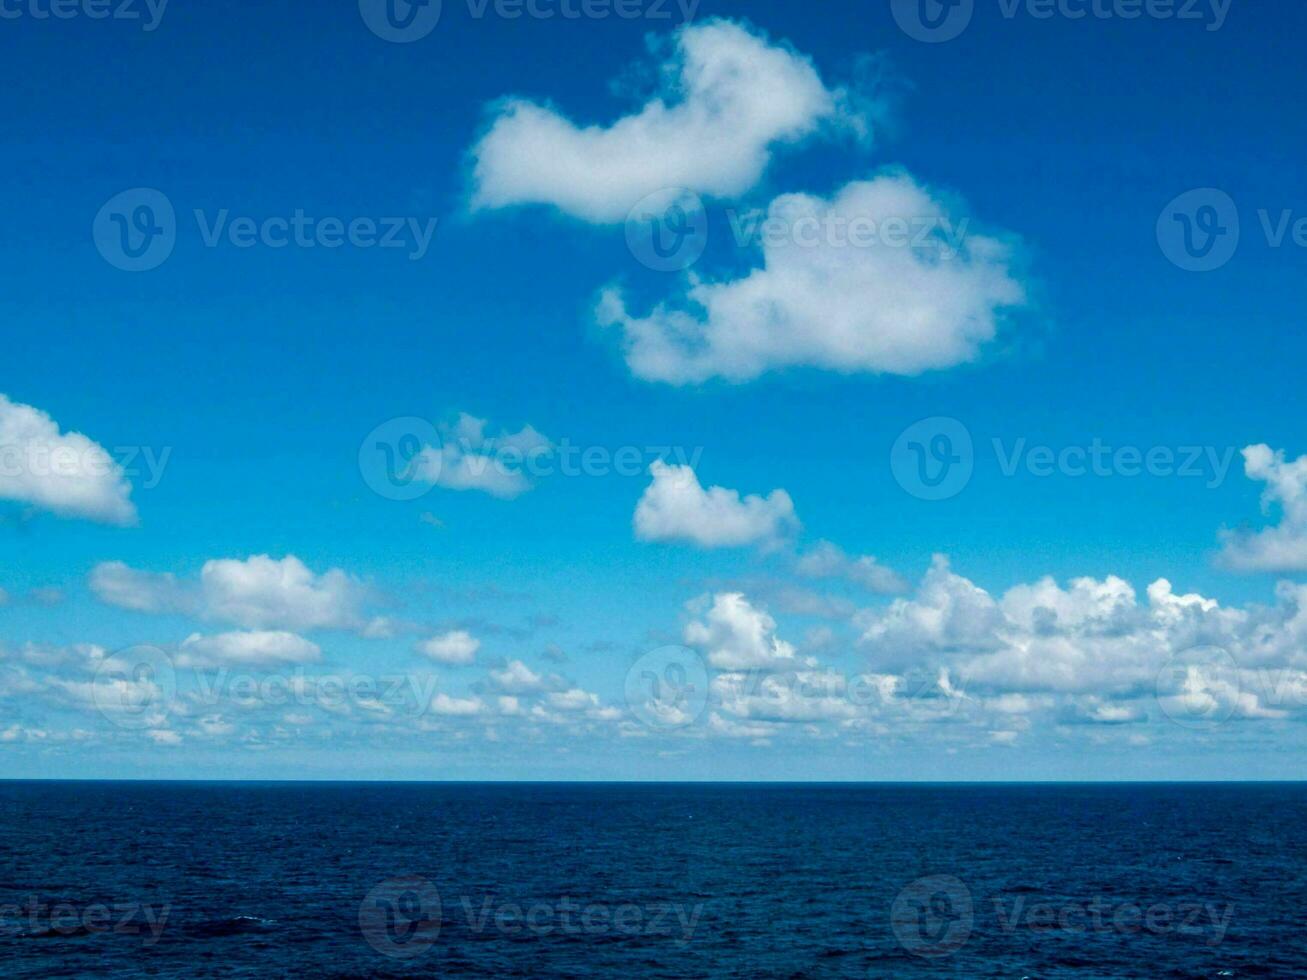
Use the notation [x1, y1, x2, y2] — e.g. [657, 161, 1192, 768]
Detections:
[1, 782, 1304, 978]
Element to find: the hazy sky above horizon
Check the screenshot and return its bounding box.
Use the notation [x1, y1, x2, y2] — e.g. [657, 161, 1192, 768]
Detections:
[3, 0, 1307, 779]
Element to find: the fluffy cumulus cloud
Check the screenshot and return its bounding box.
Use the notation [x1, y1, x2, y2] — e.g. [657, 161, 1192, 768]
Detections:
[428, 693, 486, 718]
[89, 555, 369, 632]
[413, 413, 552, 499]
[712, 669, 858, 724]
[684, 592, 802, 670]
[598, 172, 1025, 384]
[0, 394, 136, 525]
[1218, 444, 1307, 572]
[488, 659, 548, 694]
[795, 540, 907, 595]
[199, 556, 365, 631]
[88, 562, 191, 615]
[178, 631, 322, 667]
[469, 19, 866, 223]
[634, 461, 797, 548]
[857, 556, 1307, 724]
[0, 629, 629, 750]
[611, 547, 1307, 747]
[416, 630, 481, 665]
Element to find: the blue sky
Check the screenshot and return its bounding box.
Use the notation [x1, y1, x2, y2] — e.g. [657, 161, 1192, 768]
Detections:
[3, 0, 1307, 779]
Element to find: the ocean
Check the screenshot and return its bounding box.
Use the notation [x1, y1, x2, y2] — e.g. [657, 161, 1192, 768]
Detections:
[1, 782, 1303, 977]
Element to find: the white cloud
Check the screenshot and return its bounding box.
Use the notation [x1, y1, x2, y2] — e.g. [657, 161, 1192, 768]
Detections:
[90, 554, 369, 632]
[0, 724, 49, 743]
[858, 557, 1301, 723]
[860, 555, 1006, 666]
[199, 555, 365, 631]
[179, 631, 322, 667]
[1000, 573, 1138, 634]
[469, 19, 866, 223]
[417, 630, 480, 665]
[0, 393, 136, 525]
[713, 670, 857, 722]
[547, 688, 601, 712]
[413, 413, 552, 499]
[684, 592, 800, 670]
[635, 461, 797, 548]
[88, 561, 192, 615]
[488, 659, 546, 694]
[706, 712, 780, 740]
[360, 616, 398, 640]
[196, 714, 237, 737]
[1218, 444, 1307, 572]
[429, 693, 486, 717]
[795, 540, 907, 594]
[598, 171, 1025, 384]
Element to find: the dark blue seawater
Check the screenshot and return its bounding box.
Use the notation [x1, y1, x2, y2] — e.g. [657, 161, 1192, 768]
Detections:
[1, 782, 1305, 978]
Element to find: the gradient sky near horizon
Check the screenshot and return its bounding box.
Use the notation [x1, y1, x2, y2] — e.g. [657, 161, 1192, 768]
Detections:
[3, 0, 1307, 779]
